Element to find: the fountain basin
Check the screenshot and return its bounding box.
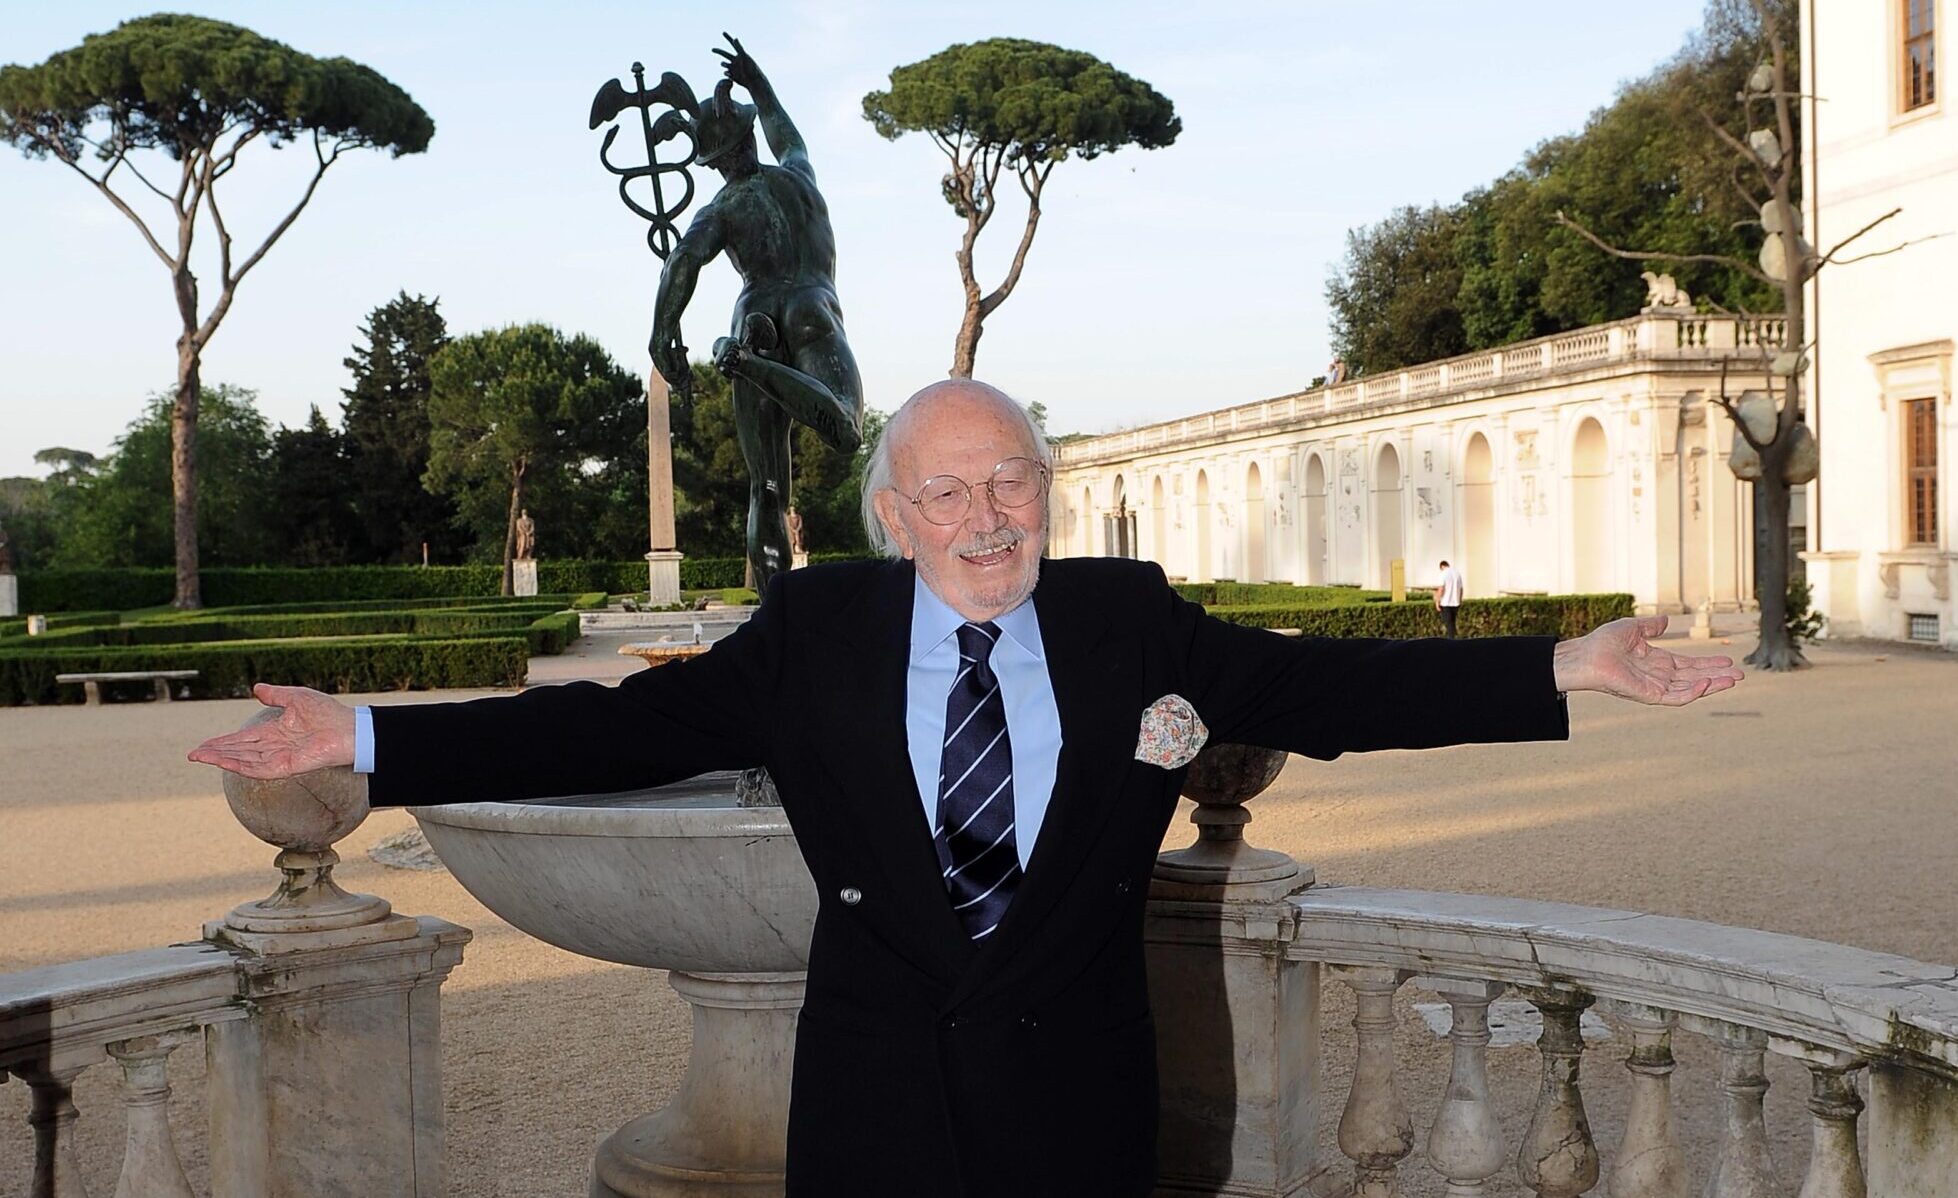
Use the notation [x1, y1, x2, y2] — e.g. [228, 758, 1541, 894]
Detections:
[409, 772, 816, 975]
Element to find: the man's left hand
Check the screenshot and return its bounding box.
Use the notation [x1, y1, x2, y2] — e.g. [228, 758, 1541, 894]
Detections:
[1552, 615, 1744, 707]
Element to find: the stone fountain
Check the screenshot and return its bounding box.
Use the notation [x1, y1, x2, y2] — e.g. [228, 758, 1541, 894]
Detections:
[410, 775, 816, 1198]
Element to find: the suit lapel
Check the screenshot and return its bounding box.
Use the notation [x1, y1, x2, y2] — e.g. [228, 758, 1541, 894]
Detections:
[955, 564, 1143, 993]
[808, 561, 975, 977]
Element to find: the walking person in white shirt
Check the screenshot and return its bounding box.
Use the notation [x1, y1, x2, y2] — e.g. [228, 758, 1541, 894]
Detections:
[1433, 559, 1466, 638]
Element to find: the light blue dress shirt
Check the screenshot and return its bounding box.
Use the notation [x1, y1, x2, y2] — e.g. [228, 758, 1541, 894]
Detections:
[904, 576, 1062, 868]
[352, 576, 1065, 866]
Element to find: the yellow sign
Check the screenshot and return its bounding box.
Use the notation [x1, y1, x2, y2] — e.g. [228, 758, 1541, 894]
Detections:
[1390, 559, 1406, 603]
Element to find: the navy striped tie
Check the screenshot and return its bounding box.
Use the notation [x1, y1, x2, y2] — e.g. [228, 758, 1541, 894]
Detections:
[934, 621, 1020, 941]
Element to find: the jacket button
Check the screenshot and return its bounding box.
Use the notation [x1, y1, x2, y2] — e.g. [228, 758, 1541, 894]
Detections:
[839, 886, 862, 906]
[1116, 879, 1133, 894]
[1020, 1013, 1039, 1029]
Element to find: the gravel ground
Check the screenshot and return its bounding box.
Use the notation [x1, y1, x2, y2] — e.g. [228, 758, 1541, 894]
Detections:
[2, 621, 1953, 1196]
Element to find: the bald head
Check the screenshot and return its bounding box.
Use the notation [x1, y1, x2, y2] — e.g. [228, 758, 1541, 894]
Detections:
[861, 379, 1053, 621]
[862, 380, 1051, 557]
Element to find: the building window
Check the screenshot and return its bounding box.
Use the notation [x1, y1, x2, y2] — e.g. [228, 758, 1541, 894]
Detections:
[1905, 397, 1938, 544]
[1908, 612, 1940, 642]
[1905, 0, 1938, 111]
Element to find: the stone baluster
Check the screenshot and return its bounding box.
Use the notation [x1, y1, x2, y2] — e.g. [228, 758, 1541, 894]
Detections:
[1331, 965, 1414, 1197]
[1795, 1054, 1866, 1198]
[22, 1064, 91, 1198]
[1604, 1004, 1686, 1198]
[1705, 1024, 1778, 1197]
[105, 1036, 196, 1198]
[1421, 977, 1507, 1196]
[1148, 742, 1316, 1197]
[1517, 990, 1600, 1197]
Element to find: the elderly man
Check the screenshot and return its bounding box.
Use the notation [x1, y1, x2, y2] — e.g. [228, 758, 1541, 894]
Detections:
[192, 379, 1741, 1197]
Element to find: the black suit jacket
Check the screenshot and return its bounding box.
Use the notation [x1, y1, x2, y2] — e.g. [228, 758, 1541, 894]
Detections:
[369, 557, 1568, 1197]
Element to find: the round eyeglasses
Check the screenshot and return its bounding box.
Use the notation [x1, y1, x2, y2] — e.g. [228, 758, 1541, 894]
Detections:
[905, 457, 1050, 526]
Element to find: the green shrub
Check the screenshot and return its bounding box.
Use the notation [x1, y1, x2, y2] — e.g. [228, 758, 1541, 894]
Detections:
[1785, 576, 1826, 645]
[18, 564, 652, 611]
[1174, 582, 1386, 607]
[0, 611, 123, 638]
[133, 594, 585, 619]
[0, 636, 531, 705]
[18, 570, 175, 613]
[18, 560, 878, 612]
[1206, 593, 1634, 639]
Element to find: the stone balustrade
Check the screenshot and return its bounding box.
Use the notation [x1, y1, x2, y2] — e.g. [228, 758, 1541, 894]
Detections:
[0, 710, 468, 1197]
[1055, 312, 1793, 468]
[1297, 887, 1958, 1196]
[1145, 738, 1958, 1198]
[7, 714, 1954, 1197]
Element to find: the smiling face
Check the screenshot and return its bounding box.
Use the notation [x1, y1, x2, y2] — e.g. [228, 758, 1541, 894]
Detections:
[873, 382, 1049, 622]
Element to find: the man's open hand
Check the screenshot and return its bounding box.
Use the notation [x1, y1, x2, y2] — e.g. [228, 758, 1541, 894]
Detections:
[1552, 615, 1744, 707]
[188, 683, 357, 779]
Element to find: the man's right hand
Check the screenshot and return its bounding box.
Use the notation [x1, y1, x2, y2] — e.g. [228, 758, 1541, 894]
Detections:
[188, 683, 356, 779]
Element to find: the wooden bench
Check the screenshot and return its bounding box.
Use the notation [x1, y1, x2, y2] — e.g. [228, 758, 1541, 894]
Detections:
[56, 669, 200, 705]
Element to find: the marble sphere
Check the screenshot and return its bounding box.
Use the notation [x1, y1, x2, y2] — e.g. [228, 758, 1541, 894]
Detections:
[221, 707, 370, 851]
[1179, 741, 1288, 807]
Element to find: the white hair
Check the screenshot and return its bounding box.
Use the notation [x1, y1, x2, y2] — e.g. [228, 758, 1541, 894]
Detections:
[860, 384, 1055, 559]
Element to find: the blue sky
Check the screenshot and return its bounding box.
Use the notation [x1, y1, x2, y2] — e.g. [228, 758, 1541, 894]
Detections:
[0, 0, 1710, 479]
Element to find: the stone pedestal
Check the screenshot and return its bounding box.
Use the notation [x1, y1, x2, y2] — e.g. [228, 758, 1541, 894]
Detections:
[1868, 1064, 1958, 1195]
[647, 549, 684, 607]
[1689, 598, 1714, 639]
[1147, 742, 1323, 1197]
[790, 552, 809, 571]
[513, 558, 539, 597]
[200, 717, 470, 1197]
[0, 573, 16, 617]
[591, 972, 803, 1197]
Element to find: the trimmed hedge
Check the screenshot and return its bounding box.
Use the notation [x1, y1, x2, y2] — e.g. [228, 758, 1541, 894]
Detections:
[17, 554, 885, 609]
[1173, 582, 1388, 607]
[1205, 593, 1635, 639]
[0, 611, 123, 638]
[132, 593, 601, 619]
[20, 605, 584, 656]
[0, 636, 531, 706]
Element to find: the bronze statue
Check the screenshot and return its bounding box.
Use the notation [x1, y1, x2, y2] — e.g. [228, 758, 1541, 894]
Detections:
[618, 36, 865, 591]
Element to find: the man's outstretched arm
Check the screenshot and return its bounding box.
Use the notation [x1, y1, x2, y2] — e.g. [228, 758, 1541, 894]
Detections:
[715, 34, 809, 173]
[191, 575, 790, 802]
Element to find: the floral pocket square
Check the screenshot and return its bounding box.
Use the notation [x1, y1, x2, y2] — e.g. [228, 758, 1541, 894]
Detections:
[1134, 694, 1208, 769]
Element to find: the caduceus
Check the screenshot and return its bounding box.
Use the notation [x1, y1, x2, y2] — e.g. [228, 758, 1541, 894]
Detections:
[590, 62, 702, 399]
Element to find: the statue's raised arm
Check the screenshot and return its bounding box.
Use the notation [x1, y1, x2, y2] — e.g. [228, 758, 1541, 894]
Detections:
[713, 34, 810, 177]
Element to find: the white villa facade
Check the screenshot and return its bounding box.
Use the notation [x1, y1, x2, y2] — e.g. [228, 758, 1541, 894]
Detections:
[1803, 0, 1956, 648]
[1050, 312, 1790, 614]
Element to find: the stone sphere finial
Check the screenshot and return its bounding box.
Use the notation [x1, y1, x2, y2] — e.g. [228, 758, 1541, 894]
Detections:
[221, 708, 371, 851]
[1155, 741, 1309, 896]
[212, 707, 393, 943]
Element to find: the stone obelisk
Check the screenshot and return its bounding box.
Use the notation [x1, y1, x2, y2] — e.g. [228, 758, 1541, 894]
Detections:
[645, 370, 683, 606]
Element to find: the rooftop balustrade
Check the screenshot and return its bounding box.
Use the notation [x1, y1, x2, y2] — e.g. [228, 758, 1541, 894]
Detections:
[1055, 312, 1794, 469]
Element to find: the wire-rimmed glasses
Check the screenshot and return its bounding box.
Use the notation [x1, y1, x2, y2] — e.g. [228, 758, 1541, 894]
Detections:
[905, 457, 1050, 526]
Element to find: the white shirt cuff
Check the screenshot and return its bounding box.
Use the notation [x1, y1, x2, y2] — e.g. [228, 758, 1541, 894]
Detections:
[353, 706, 376, 774]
